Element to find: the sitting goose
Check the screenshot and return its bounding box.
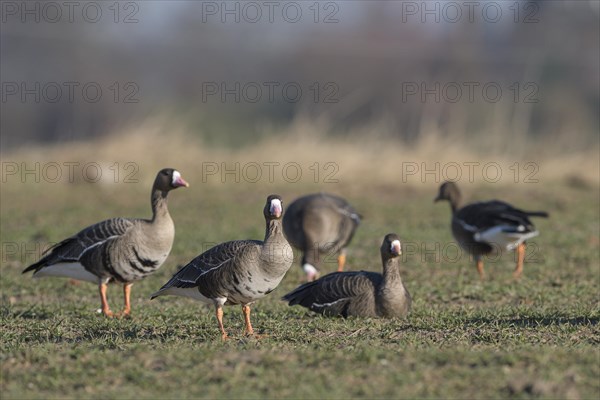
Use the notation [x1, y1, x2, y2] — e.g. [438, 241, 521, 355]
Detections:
[23, 168, 189, 317]
[282, 233, 411, 318]
[434, 181, 549, 279]
[151, 195, 293, 339]
[283, 193, 361, 282]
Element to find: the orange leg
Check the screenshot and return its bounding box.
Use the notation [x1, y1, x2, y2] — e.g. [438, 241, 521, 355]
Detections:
[119, 283, 132, 318]
[99, 282, 114, 317]
[514, 243, 525, 279]
[337, 252, 346, 272]
[242, 305, 254, 336]
[476, 258, 485, 280]
[216, 306, 228, 340]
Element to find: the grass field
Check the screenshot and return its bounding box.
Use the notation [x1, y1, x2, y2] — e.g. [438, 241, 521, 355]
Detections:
[1, 130, 599, 399]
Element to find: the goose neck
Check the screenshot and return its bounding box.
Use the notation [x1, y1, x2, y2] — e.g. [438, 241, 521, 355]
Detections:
[151, 188, 171, 222]
[382, 257, 402, 282]
[449, 196, 461, 215]
[264, 219, 284, 242]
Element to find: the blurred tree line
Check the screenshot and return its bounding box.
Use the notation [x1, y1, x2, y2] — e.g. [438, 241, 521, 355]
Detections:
[1, 0, 598, 150]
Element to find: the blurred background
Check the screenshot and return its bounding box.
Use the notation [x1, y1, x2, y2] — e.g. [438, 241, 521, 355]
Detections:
[2, 4, 599, 399]
[1, 0, 599, 187]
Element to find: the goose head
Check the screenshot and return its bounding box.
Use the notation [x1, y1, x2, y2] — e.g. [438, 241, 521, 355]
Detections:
[381, 233, 402, 259]
[264, 194, 283, 220]
[434, 181, 461, 204]
[154, 168, 189, 192]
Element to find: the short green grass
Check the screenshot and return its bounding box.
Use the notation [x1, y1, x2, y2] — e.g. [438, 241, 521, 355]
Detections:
[1, 177, 599, 399]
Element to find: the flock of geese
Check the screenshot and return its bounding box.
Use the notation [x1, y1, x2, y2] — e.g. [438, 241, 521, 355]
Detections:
[23, 168, 548, 339]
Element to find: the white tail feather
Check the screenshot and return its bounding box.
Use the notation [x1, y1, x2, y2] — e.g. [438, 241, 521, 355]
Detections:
[33, 262, 99, 283]
[474, 227, 539, 251]
[151, 287, 211, 303]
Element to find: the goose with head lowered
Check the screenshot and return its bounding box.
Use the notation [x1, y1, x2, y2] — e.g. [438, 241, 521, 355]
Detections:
[151, 195, 293, 340]
[283, 193, 361, 282]
[23, 168, 189, 317]
[434, 181, 549, 279]
[283, 233, 411, 318]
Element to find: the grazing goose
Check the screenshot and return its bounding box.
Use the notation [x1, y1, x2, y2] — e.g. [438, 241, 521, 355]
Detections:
[23, 168, 189, 317]
[283, 193, 361, 281]
[282, 233, 411, 318]
[434, 181, 549, 279]
[151, 195, 293, 340]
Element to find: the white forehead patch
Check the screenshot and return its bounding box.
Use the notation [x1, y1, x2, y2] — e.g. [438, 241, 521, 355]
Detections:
[171, 170, 181, 185]
[270, 198, 282, 211]
[391, 239, 401, 252]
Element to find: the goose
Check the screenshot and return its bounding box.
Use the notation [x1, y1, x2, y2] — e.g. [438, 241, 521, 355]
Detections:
[434, 181, 549, 279]
[151, 195, 293, 340]
[23, 168, 189, 317]
[283, 193, 361, 282]
[282, 233, 411, 318]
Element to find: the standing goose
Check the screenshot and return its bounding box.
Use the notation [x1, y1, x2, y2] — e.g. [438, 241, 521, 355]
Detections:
[151, 195, 293, 340]
[23, 168, 189, 317]
[434, 181, 549, 279]
[283, 193, 361, 282]
[283, 233, 411, 318]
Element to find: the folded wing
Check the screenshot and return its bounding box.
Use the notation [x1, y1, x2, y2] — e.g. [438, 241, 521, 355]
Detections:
[283, 271, 377, 317]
